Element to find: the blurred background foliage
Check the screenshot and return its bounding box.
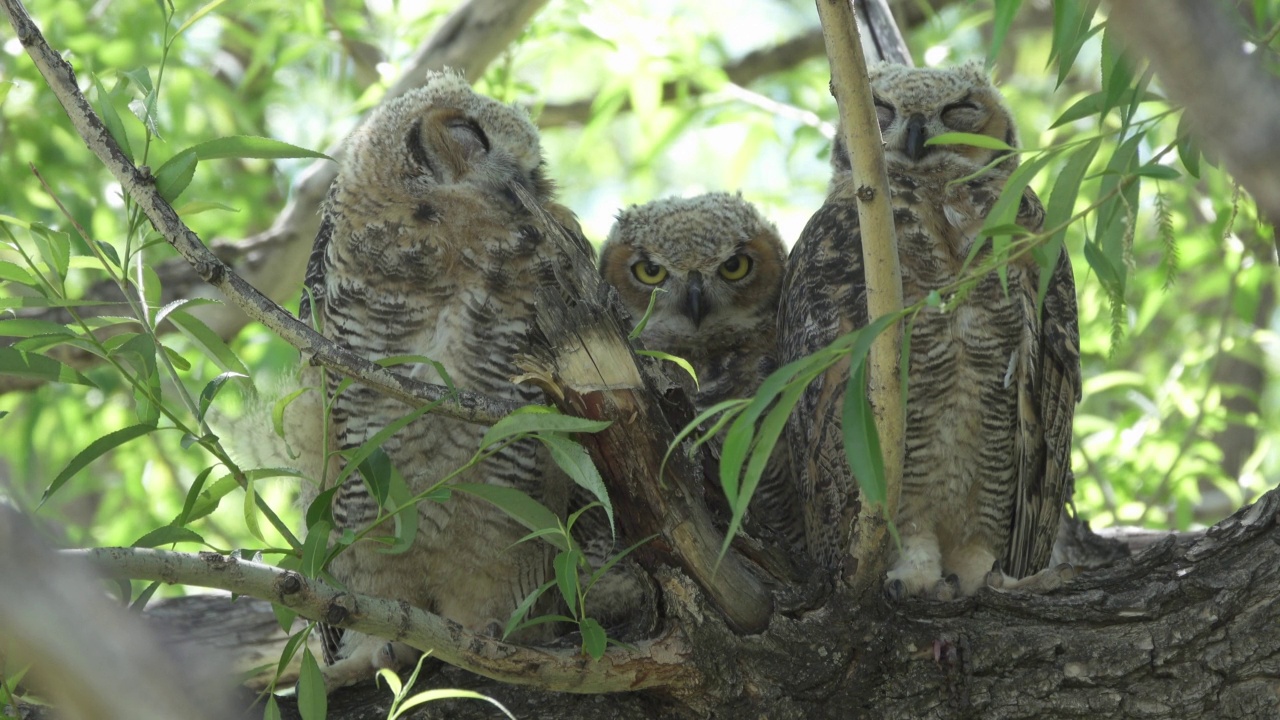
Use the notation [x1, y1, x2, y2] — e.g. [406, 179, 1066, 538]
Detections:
[0, 0, 1277, 564]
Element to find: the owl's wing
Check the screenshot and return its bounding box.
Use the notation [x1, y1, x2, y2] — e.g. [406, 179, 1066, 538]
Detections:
[1005, 193, 1081, 578]
[298, 193, 337, 329]
[778, 192, 866, 569]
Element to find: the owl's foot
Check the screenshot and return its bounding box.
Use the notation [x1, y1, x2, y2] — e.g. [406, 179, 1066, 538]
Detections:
[985, 562, 1076, 594]
[884, 536, 945, 600]
[322, 636, 419, 690]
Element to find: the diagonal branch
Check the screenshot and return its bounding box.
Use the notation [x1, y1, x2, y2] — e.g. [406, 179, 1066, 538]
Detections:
[0, 0, 523, 426]
[813, 0, 905, 587]
[70, 547, 694, 694]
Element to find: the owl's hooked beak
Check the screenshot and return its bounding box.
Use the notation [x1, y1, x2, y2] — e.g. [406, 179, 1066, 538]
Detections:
[682, 271, 708, 327]
[905, 114, 929, 161]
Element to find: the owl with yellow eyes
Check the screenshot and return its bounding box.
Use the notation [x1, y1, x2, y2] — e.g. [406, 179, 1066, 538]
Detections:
[778, 62, 1080, 598]
[600, 193, 805, 550]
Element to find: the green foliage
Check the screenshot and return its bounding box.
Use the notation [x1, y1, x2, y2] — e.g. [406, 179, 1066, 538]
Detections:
[377, 653, 515, 720]
[1, 0, 1279, 713]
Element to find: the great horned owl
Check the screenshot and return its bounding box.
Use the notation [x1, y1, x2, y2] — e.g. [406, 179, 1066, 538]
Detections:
[779, 62, 1080, 598]
[297, 71, 595, 686]
[599, 193, 804, 549]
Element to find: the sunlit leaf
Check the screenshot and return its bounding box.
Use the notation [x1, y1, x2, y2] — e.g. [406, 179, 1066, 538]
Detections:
[154, 149, 198, 203]
[43, 423, 158, 504]
[132, 525, 204, 548]
[190, 136, 331, 161]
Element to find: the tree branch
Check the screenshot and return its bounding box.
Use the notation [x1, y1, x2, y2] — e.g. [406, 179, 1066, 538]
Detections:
[72, 547, 693, 694]
[813, 0, 905, 585]
[0, 0, 524, 426]
[1105, 0, 1280, 259]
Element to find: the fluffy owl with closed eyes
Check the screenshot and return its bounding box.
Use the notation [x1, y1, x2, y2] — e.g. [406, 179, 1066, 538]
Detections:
[296, 71, 599, 687]
[600, 193, 805, 549]
[778, 62, 1080, 598]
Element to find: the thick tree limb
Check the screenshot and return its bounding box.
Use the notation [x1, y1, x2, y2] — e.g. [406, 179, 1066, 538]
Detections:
[813, 0, 905, 587]
[1105, 0, 1280, 257]
[73, 547, 692, 694]
[0, 0, 523, 426]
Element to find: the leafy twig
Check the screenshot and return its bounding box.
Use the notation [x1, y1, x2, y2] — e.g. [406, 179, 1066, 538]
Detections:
[0, 0, 522, 427]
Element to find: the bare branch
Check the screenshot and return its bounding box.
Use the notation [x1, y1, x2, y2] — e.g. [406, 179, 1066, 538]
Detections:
[813, 0, 905, 585]
[0, 0, 523, 426]
[73, 547, 694, 694]
[1105, 0, 1280, 259]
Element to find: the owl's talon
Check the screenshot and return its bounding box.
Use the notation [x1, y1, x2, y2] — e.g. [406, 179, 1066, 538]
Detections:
[884, 578, 908, 602]
[930, 574, 960, 601]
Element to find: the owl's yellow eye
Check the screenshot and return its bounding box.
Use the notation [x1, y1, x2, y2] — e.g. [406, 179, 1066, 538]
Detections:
[632, 261, 668, 285]
[719, 254, 753, 281]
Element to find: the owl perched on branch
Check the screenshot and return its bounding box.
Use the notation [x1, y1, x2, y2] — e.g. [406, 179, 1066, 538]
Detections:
[296, 71, 596, 686]
[779, 62, 1080, 598]
[600, 193, 805, 550]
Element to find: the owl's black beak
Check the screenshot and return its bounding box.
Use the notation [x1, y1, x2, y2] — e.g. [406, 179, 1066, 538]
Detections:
[905, 114, 929, 161]
[683, 271, 708, 327]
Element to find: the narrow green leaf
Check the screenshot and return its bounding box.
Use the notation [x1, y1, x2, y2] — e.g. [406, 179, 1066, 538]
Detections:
[176, 465, 216, 526]
[154, 149, 198, 203]
[300, 519, 332, 578]
[190, 136, 331, 161]
[91, 74, 133, 162]
[479, 405, 611, 451]
[580, 617, 607, 660]
[43, 423, 156, 504]
[377, 667, 404, 698]
[1175, 112, 1202, 178]
[155, 297, 221, 327]
[926, 131, 1014, 151]
[841, 359, 887, 508]
[628, 287, 666, 339]
[635, 349, 698, 387]
[263, 696, 282, 720]
[243, 477, 264, 543]
[331, 401, 438, 490]
[380, 465, 419, 555]
[273, 386, 313, 438]
[132, 525, 204, 548]
[1045, 137, 1101, 247]
[554, 549, 582, 617]
[0, 260, 37, 286]
[503, 580, 556, 640]
[273, 627, 313, 691]
[130, 580, 162, 611]
[1132, 163, 1181, 180]
[174, 200, 240, 217]
[175, 0, 230, 37]
[166, 309, 250, 375]
[1049, 92, 1101, 128]
[94, 240, 122, 268]
[451, 483, 568, 550]
[296, 649, 328, 720]
[299, 483, 337, 529]
[198, 371, 248, 423]
[0, 319, 74, 338]
[539, 432, 613, 536]
[30, 224, 70, 283]
[393, 689, 515, 720]
[987, 0, 1023, 68]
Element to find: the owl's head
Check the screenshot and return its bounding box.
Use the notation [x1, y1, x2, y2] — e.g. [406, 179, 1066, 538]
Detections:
[341, 70, 554, 210]
[831, 61, 1020, 181]
[600, 193, 786, 352]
